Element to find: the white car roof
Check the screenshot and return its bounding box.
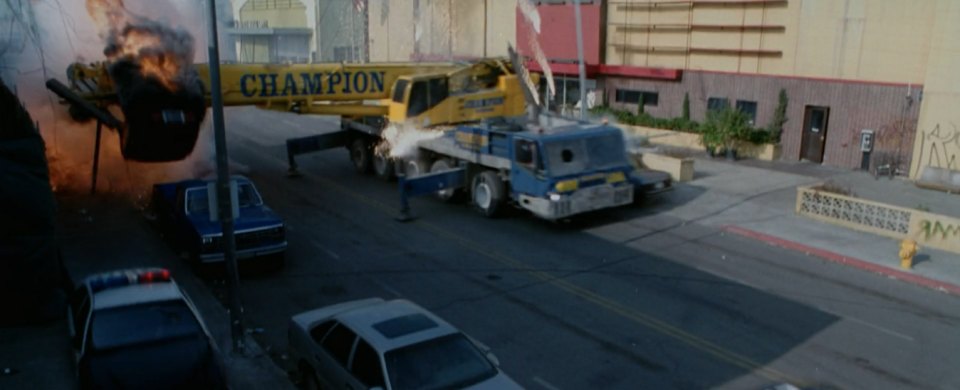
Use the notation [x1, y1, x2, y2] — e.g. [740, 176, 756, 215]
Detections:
[295, 299, 459, 352]
[91, 283, 184, 310]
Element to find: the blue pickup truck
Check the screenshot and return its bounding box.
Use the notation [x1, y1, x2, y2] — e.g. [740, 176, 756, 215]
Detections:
[151, 176, 287, 268]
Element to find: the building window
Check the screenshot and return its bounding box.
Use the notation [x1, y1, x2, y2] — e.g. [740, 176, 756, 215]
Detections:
[736, 100, 758, 125]
[707, 97, 729, 112]
[615, 89, 659, 106]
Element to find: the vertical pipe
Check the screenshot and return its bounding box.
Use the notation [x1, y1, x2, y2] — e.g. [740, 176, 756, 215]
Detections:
[90, 120, 102, 195]
[483, 0, 488, 57]
[206, 0, 244, 355]
[315, 0, 321, 62]
[574, 0, 587, 120]
[351, 3, 357, 62]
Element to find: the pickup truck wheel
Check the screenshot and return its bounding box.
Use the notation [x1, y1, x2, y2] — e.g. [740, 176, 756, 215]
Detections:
[299, 364, 320, 390]
[373, 153, 395, 180]
[349, 138, 372, 174]
[472, 171, 505, 218]
[430, 159, 463, 202]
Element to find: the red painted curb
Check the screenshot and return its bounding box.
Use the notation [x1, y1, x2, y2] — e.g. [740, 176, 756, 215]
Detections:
[722, 225, 960, 296]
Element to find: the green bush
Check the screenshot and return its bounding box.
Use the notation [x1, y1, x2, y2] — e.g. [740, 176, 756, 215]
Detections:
[681, 93, 690, 121]
[766, 89, 788, 143]
[590, 105, 765, 146]
[700, 107, 753, 152]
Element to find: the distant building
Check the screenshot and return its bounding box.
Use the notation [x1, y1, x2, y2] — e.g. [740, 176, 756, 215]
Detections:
[228, 0, 313, 63]
[367, 0, 516, 62]
[314, 0, 368, 62]
[518, 0, 960, 178]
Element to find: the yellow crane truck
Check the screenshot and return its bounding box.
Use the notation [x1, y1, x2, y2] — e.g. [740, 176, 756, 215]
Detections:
[47, 58, 531, 178]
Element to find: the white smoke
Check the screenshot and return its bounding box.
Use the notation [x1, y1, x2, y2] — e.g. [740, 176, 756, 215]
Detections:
[377, 122, 446, 159]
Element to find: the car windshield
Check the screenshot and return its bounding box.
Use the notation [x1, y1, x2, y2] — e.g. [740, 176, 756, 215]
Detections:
[543, 132, 628, 177]
[385, 333, 497, 390]
[186, 182, 263, 215]
[90, 300, 203, 352]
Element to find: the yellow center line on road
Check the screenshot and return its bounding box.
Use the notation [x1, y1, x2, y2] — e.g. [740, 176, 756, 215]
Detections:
[261, 147, 805, 385]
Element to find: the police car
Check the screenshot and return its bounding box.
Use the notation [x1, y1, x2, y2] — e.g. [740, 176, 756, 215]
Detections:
[67, 268, 227, 389]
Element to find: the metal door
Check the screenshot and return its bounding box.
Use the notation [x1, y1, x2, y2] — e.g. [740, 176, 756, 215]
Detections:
[800, 106, 830, 163]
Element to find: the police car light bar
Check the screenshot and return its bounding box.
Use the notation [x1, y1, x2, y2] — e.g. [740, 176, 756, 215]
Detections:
[89, 268, 172, 292]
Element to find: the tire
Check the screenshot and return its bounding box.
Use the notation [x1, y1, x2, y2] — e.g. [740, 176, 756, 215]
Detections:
[299, 364, 320, 390]
[472, 170, 506, 218]
[405, 158, 430, 177]
[373, 153, 395, 180]
[349, 138, 372, 174]
[430, 159, 463, 202]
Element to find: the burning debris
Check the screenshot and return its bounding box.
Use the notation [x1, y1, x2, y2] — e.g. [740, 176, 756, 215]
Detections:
[86, 0, 207, 162]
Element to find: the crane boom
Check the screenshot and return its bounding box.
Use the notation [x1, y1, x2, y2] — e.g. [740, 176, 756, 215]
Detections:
[53, 58, 532, 162]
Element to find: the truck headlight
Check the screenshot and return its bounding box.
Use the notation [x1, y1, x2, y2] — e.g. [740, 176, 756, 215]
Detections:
[554, 179, 578, 192]
[606, 172, 626, 184]
[548, 193, 562, 201]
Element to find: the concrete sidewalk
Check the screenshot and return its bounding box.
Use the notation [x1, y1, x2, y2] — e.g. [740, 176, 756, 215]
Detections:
[657, 155, 960, 295]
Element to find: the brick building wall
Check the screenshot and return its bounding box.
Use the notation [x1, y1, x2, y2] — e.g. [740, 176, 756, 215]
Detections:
[603, 71, 921, 169]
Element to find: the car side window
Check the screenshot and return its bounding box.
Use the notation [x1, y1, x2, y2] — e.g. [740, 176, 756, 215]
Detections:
[309, 321, 336, 344]
[350, 339, 385, 388]
[321, 323, 358, 367]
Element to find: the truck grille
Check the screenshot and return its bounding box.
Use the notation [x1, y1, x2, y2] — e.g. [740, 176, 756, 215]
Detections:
[235, 227, 283, 250]
[614, 187, 633, 204]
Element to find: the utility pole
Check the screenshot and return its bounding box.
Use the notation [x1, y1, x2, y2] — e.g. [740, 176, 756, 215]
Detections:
[206, 0, 244, 354]
[574, 0, 587, 120]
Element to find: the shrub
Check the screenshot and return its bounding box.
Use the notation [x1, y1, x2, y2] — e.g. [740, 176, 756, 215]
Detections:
[681, 93, 690, 121]
[766, 89, 788, 143]
[700, 107, 752, 152]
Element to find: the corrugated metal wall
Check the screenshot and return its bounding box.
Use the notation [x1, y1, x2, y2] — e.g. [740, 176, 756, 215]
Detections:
[603, 71, 921, 169]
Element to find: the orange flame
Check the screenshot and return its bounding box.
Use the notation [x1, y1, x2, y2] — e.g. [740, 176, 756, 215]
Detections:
[86, 0, 129, 33]
[86, 0, 185, 92]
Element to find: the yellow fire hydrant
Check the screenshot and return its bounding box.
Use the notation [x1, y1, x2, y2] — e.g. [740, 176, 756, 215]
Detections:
[899, 239, 918, 269]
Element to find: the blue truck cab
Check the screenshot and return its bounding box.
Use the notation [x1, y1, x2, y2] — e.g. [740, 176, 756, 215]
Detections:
[151, 176, 287, 265]
[415, 120, 639, 220]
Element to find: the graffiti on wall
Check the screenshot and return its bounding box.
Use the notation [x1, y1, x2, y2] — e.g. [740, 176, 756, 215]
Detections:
[851, 119, 916, 172]
[919, 219, 960, 241]
[915, 123, 960, 174]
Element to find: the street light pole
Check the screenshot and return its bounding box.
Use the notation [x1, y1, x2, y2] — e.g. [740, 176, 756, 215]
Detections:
[574, 0, 587, 120]
[206, 0, 245, 354]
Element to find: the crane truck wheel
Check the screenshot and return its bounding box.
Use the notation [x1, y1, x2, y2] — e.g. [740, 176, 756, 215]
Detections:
[472, 171, 505, 218]
[349, 138, 373, 174]
[373, 153, 396, 180]
[431, 159, 463, 202]
[405, 158, 430, 177]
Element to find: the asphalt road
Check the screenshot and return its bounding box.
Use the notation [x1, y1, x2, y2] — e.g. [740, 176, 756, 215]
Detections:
[206, 107, 960, 390]
[37, 107, 960, 390]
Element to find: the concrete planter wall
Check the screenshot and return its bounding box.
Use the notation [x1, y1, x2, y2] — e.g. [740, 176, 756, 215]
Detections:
[624, 125, 780, 161]
[796, 185, 960, 254]
[625, 125, 703, 150]
[635, 153, 695, 182]
[736, 142, 782, 161]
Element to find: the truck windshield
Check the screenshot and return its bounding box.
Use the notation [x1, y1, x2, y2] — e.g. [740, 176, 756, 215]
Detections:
[186, 183, 263, 215]
[543, 133, 627, 177]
